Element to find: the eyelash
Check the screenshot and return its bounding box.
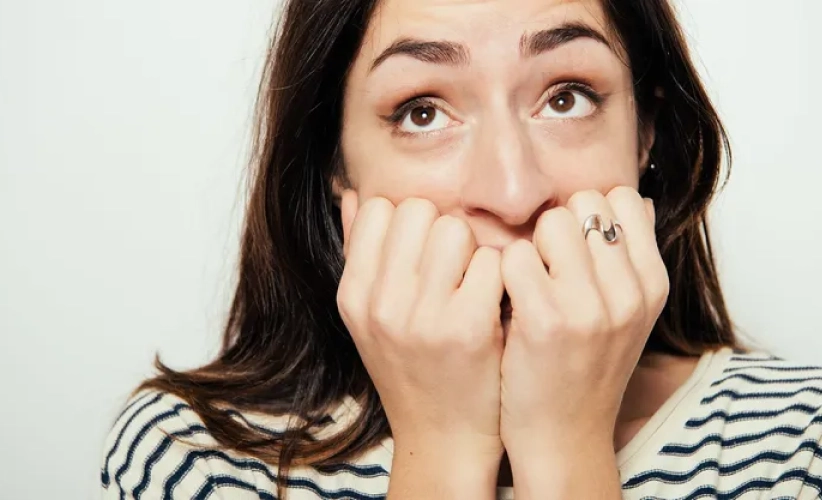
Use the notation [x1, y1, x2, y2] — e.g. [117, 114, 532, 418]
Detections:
[383, 81, 605, 138]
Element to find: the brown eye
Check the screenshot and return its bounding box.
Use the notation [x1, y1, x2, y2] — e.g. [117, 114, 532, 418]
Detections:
[410, 106, 436, 127]
[549, 92, 575, 113]
[538, 89, 596, 119]
[398, 102, 450, 134]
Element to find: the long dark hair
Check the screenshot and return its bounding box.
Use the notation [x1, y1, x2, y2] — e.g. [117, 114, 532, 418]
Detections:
[139, 0, 742, 494]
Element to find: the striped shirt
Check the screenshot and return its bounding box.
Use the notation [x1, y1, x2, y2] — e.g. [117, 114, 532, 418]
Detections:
[101, 347, 822, 499]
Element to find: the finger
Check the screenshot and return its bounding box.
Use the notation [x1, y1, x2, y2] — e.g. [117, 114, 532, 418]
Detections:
[341, 189, 359, 259]
[418, 216, 477, 307]
[339, 196, 394, 329]
[374, 198, 439, 313]
[566, 189, 641, 319]
[500, 239, 556, 329]
[532, 206, 596, 287]
[607, 188, 668, 313]
[456, 245, 505, 318]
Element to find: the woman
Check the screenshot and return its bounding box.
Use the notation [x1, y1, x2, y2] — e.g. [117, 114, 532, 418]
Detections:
[101, 0, 822, 498]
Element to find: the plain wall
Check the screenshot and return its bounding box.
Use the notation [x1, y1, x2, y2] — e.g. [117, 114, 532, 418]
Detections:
[1, 0, 820, 498]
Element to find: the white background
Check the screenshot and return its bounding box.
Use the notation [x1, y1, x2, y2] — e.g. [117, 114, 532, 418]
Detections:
[1, 1, 820, 498]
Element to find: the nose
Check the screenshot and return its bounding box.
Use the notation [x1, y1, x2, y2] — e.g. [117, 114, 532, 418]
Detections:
[459, 114, 556, 228]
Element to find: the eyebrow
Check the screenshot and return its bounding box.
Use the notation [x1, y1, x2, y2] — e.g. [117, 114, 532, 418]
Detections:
[369, 22, 612, 74]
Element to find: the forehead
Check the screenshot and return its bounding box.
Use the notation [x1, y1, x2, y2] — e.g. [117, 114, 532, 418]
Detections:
[360, 0, 613, 56]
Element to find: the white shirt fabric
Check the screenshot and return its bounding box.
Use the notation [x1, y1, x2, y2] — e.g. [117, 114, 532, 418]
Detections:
[101, 347, 822, 499]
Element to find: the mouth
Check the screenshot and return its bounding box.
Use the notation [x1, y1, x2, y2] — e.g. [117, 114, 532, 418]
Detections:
[500, 291, 512, 320]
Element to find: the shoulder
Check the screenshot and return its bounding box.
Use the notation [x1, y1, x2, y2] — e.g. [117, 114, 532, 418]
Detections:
[706, 349, 822, 412]
[100, 390, 268, 499]
[621, 349, 822, 498]
[696, 349, 822, 431]
[100, 389, 391, 500]
[692, 349, 822, 492]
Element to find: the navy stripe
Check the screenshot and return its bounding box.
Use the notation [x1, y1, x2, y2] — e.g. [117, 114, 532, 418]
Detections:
[624, 439, 822, 488]
[729, 355, 781, 362]
[115, 403, 191, 500]
[622, 458, 719, 488]
[101, 392, 164, 487]
[119, 392, 156, 423]
[177, 410, 385, 478]
[192, 475, 278, 500]
[164, 449, 386, 500]
[180, 409, 387, 479]
[710, 373, 822, 388]
[701, 387, 822, 405]
[670, 468, 822, 499]
[724, 364, 822, 374]
[315, 463, 389, 478]
[132, 424, 209, 499]
[685, 404, 820, 428]
[662, 416, 822, 455]
[281, 477, 386, 499]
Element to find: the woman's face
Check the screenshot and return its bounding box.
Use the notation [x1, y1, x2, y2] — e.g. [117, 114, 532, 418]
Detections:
[340, 0, 652, 249]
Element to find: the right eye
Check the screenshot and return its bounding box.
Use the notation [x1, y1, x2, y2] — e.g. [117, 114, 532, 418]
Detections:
[394, 100, 453, 135]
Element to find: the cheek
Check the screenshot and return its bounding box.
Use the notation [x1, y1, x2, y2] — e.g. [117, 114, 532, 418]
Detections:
[531, 123, 641, 198]
[535, 139, 640, 196]
[342, 134, 462, 209]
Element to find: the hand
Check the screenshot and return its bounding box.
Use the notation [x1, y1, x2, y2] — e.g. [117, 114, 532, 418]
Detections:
[499, 186, 669, 455]
[336, 190, 505, 460]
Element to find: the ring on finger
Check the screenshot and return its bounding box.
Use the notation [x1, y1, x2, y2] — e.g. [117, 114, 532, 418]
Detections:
[582, 213, 622, 243]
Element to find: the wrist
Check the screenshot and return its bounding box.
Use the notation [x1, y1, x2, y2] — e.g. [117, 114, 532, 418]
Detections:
[503, 420, 613, 458]
[394, 431, 504, 461]
[507, 436, 619, 499]
[390, 438, 502, 499]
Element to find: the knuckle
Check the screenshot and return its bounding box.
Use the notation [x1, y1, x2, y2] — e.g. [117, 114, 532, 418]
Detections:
[566, 189, 603, 211]
[362, 196, 395, 215]
[647, 259, 671, 306]
[611, 292, 646, 329]
[571, 309, 608, 336]
[398, 197, 439, 218]
[536, 206, 573, 235]
[651, 276, 671, 311]
[336, 281, 365, 329]
[368, 296, 403, 337]
[473, 245, 501, 264]
[434, 215, 475, 246]
[521, 314, 564, 345]
[335, 277, 355, 311]
[502, 238, 533, 261]
[606, 185, 639, 205]
[501, 240, 533, 276]
[445, 323, 490, 352]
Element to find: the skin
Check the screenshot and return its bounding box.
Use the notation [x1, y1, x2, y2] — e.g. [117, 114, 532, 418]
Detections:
[335, 0, 701, 497]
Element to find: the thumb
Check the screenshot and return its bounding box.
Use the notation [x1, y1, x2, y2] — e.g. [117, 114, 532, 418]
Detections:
[340, 189, 359, 258]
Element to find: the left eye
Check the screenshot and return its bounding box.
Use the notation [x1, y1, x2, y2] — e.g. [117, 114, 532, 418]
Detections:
[537, 90, 596, 119]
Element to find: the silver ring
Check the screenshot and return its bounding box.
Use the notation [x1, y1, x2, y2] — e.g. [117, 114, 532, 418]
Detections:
[582, 214, 622, 243]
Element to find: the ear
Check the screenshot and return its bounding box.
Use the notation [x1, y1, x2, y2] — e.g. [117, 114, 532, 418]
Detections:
[638, 120, 656, 171]
[638, 86, 664, 175]
[331, 163, 355, 208]
[331, 175, 345, 208]
[329, 143, 352, 208]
